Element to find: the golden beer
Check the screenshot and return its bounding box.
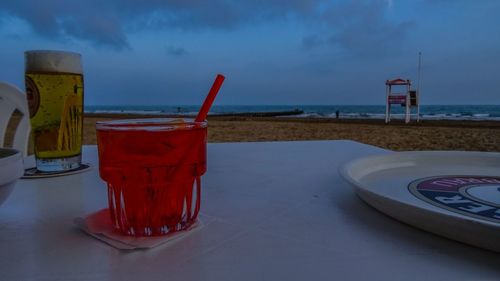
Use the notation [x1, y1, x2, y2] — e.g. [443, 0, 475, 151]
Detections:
[25, 51, 84, 172]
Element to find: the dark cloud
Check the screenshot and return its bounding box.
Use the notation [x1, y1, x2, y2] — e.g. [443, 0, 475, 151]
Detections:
[165, 45, 187, 57]
[302, 0, 414, 56]
[0, 0, 322, 49]
[0, 0, 130, 48]
[0, 0, 410, 54]
[59, 15, 130, 50]
[301, 35, 324, 50]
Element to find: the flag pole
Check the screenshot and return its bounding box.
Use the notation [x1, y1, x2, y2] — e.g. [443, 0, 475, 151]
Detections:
[417, 52, 422, 122]
[417, 52, 422, 94]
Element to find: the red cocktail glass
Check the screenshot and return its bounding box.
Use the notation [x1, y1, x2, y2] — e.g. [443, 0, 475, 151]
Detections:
[96, 118, 207, 236]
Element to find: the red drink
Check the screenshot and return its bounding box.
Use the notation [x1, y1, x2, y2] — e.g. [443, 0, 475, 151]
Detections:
[96, 118, 207, 236]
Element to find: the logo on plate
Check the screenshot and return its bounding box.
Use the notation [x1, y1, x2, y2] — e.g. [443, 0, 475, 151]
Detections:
[409, 176, 500, 223]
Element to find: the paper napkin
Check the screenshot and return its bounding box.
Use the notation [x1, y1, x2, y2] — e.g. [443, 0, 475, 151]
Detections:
[74, 209, 203, 250]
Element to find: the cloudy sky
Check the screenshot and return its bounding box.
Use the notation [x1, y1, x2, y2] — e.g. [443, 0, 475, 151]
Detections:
[1, 0, 499, 105]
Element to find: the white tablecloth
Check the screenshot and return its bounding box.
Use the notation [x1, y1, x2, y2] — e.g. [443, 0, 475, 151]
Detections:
[1, 141, 499, 280]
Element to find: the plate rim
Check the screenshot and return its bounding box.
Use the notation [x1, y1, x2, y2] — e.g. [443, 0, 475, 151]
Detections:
[338, 150, 500, 252]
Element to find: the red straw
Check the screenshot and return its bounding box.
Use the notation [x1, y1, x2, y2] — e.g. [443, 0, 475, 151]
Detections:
[195, 74, 225, 122]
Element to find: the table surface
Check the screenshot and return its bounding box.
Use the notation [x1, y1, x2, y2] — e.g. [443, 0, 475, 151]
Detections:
[1, 141, 499, 281]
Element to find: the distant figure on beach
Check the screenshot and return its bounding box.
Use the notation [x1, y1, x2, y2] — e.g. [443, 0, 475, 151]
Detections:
[177, 107, 181, 113]
[335, 110, 340, 119]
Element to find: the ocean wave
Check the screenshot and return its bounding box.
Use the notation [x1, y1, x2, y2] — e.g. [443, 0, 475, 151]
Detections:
[86, 109, 164, 115]
[85, 105, 500, 121]
[85, 109, 201, 115]
[473, 113, 490, 118]
[284, 113, 500, 121]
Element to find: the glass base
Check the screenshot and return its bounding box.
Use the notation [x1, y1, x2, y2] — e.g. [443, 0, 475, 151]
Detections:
[36, 154, 81, 172]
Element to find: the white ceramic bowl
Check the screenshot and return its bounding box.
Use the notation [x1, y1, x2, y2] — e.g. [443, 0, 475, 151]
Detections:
[0, 148, 23, 206]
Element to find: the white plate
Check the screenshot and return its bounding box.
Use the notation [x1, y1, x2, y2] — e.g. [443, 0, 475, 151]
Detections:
[340, 151, 500, 252]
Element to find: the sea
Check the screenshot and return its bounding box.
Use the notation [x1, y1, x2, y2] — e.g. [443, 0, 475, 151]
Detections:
[85, 105, 500, 121]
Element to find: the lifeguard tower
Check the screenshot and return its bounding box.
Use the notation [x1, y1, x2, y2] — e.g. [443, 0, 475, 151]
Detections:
[385, 78, 419, 123]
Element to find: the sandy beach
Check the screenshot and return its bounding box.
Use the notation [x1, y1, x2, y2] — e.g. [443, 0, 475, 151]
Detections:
[5, 113, 500, 153]
[83, 114, 500, 152]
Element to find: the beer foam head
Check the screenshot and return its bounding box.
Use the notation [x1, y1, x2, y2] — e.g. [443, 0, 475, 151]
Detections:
[25, 50, 82, 74]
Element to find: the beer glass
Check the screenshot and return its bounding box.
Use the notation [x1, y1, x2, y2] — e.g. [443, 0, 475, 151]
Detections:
[24, 50, 84, 172]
